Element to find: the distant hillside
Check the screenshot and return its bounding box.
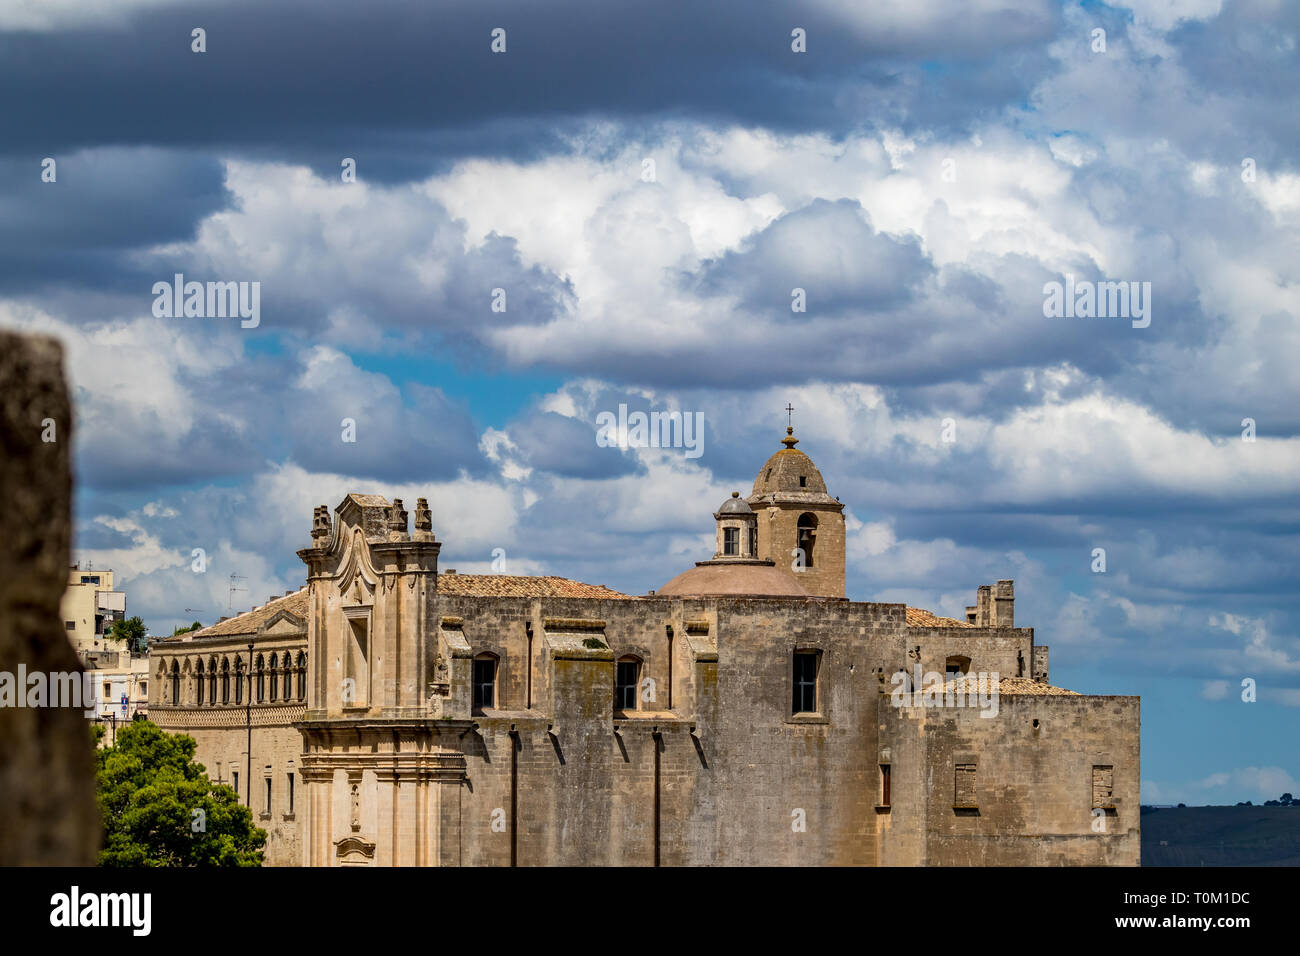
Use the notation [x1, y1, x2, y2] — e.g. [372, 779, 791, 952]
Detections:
[1141, 805, 1300, 866]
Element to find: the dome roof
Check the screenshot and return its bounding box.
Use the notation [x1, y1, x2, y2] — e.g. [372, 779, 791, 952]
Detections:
[716, 491, 754, 516]
[657, 562, 811, 598]
[751, 428, 829, 496]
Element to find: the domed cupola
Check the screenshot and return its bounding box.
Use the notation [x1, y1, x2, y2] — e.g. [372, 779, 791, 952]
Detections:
[712, 491, 758, 561]
[656, 490, 812, 598]
[752, 427, 830, 496]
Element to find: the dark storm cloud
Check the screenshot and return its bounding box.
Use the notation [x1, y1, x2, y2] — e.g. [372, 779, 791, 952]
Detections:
[1171, 1, 1300, 161]
[0, 149, 228, 292]
[0, 0, 1060, 176]
[285, 366, 489, 482]
[505, 410, 641, 480]
[696, 199, 933, 316]
[540, 242, 1189, 399]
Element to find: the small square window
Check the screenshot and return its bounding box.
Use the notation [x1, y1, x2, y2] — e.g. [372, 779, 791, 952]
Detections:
[64, 621, 75, 630]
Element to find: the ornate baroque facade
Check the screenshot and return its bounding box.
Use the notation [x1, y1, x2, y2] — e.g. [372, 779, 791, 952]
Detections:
[150, 429, 1140, 866]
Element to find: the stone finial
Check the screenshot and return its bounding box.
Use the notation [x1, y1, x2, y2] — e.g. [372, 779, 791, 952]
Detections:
[781, 426, 799, 449]
[311, 505, 331, 542]
[388, 498, 409, 536]
[414, 497, 432, 533]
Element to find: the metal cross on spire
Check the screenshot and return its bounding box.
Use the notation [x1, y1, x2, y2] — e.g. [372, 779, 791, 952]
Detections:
[785, 403, 794, 428]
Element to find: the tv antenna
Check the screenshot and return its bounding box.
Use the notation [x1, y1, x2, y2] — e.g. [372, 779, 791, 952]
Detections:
[227, 574, 247, 610]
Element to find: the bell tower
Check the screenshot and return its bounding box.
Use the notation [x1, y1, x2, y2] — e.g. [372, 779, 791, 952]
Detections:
[746, 426, 846, 599]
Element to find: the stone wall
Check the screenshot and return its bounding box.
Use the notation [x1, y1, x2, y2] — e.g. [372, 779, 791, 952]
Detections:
[442, 595, 1056, 867]
[0, 332, 99, 864]
[150, 579, 1135, 868]
[878, 691, 1140, 865]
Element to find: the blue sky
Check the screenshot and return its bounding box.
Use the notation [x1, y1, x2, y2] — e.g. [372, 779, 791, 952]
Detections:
[2, 0, 1297, 805]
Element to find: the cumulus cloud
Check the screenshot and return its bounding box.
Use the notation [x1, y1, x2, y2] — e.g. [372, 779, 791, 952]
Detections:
[2, 0, 1296, 803]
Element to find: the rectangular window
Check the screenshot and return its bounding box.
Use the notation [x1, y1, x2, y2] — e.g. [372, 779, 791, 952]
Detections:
[723, 527, 739, 555]
[232, 771, 239, 796]
[792, 651, 819, 714]
[65, 621, 75, 630]
[748, 526, 757, 557]
[1092, 765, 1114, 808]
[472, 657, 496, 711]
[103, 681, 112, 697]
[880, 764, 891, 807]
[615, 659, 639, 711]
[264, 776, 272, 813]
[287, 773, 295, 815]
[345, 615, 369, 708]
[955, 763, 976, 806]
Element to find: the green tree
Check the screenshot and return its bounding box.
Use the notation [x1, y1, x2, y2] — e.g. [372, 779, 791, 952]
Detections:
[171, 621, 203, 636]
[107, 615, 149, 655]
[95, 719, 266, 867]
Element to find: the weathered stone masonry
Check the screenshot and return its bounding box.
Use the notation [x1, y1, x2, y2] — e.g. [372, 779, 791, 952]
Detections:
[150, 428, 1139, 866]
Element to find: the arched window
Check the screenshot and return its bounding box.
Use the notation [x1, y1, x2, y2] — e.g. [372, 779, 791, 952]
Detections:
[170, 661, 180, 704]
[208, 657, 218, 705]
[615, 655, 642, 711]
[269, 653, 279, 701]
[220, 657, 230, 705]
[296, 652, 307, 701]
[472, 653, 498, 712]
[797, 513, 818, 568]
[282, 654, 293, 701]
[195, 659, 205, 705]
[256, 654, 265, 702]
[945, 655, 971, 677]
[234, 656, 244, 705]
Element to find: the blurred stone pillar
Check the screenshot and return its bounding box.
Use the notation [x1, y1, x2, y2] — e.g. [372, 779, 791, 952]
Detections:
[0, 331, 99, 864]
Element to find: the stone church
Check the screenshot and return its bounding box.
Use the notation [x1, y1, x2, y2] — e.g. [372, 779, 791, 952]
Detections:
[150, 427, 1140, 866]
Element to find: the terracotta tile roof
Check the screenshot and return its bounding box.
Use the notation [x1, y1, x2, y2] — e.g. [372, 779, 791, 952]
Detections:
[184, 589, 309, 639]
[932, 675, 1079, 696]
[905, 606, 974, 627]
[996, 677, 1080, 696]
[436, 573, 632, 599]
[177, 574, 631, 641]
